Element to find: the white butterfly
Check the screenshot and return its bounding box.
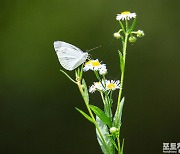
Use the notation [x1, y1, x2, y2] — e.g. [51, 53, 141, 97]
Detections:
[54, 41, 89, 71]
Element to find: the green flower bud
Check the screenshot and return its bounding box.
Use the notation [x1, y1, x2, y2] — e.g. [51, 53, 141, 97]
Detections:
[110, 127, 118, 134]
[136, 30, 144, 37]
[113, 32, 121, 39]
[129, 36, 137, 43]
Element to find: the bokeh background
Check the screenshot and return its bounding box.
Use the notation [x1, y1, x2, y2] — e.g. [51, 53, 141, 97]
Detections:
[0, 0, 180, 153]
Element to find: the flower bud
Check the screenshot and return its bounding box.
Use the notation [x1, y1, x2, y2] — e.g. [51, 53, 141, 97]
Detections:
[113, 32, 121, 39]
[110, 127, 118, 134]
[136, 30, 144, 37]
[89, 85, 96, 93]
[99, 67, 107, 75]
[129, 36, 137, 43]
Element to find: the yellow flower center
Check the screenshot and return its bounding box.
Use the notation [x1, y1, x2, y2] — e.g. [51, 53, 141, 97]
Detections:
[91, 61, 101, 67]
[85, 60, 92, 65]
[107, 83, 116, 89]
[121, 11, 131, 15]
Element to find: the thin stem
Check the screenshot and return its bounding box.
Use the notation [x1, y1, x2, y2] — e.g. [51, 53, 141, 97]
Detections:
[77, 81, 111, 154]
[94, 71, 106, 89]
[117, 33, 128, 107]
[100, 92, 106, 105]
[109, 90, 113, 105]
[117, 135, 121, 154]
[94, 71, 101, 81]
[131, 31, 138, 34]
[108, 91, 113, 119]
[95, 71, 109, 99]
[125, 19, 129, 31]
[115, 26, 129, 154]
[119, 21, 125, 34]
[102, 74, 106, 81]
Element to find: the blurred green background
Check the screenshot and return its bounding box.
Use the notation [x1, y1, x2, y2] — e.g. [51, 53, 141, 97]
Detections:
[0, 0, 180, 153]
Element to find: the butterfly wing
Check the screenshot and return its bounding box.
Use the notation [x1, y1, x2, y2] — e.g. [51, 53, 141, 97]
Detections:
[54, 41, 82, 53]
[54, 41, 88, 70]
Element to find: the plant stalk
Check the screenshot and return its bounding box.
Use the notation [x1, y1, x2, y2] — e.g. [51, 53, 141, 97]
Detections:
[117, 33, 128, 109]
[77, 81, 111, 154]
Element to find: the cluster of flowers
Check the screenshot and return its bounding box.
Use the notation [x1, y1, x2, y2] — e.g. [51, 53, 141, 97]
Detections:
[83, 59, 120, 93]
[82, 12, 145, 94]
[114, 11, 144, 40]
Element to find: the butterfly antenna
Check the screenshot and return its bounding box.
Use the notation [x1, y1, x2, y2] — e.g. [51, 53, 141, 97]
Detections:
[86, 45, 101, 52]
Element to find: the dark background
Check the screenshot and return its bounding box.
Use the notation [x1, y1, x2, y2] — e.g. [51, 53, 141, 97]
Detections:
[0, 0, 180, 154]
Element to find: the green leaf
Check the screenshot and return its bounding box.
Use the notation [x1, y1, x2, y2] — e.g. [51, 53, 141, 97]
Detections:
[113, 97, 125, 129]
[90, 105, 111, 127]
[109, 137, 118, 151]
[82, 79, 89, 103]
[96, 116, 114, 154]
[120, 139, 125, 154]
[128, 18, 136, 34]
[60, 70, 77, 84]
[75, 107, 94, 124]
[118, 50, 124, 73]
[75, 66, 83, 80]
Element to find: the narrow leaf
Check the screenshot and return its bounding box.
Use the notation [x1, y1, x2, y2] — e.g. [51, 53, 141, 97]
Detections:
[120, 139, 125, 154]
[113, 97, 125, 128]
[109, 137, 118, 151]
[75, 107, 94, 124]
[90, 105, 111, 127]
[128, 18, 136, 34]
[60, 70, 77, 84]
[96, 116, 113, 154]
[118, 50, 124, 73]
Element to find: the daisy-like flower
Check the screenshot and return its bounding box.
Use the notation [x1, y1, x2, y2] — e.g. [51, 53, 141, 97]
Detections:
[116, 11, 136, 21]
[83, 59, 106, 72]
[94, 82, 104, 91]
[105, 80, 120, 91]
[83, 60, 93, 72]
[89, 82, 104, 93]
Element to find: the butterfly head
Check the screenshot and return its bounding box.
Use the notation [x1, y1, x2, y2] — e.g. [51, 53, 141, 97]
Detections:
[87, 54, 91, 60]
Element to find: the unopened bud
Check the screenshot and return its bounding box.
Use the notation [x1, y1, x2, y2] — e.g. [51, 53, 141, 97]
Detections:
[110, 127, 118, 134]
[129, 36, 137, 43]
[113, 32, 121, 39]
[99, 67, 107, 75]
[136, 30, 144, 37]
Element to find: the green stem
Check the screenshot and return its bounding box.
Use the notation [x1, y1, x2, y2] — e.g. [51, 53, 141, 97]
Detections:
[125, 19, 129, 31]
[108, 91, 113, 118]
[100, 92, 106, 105]
[117, 33, 128, 108]
[109, 90, 113, 105]
[77, 81, 111, 154]
[95, 71, 109, 100]
[116, 28, 128, 154]
[94, 71, 105, 90]
[117, 135, 121, 154]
